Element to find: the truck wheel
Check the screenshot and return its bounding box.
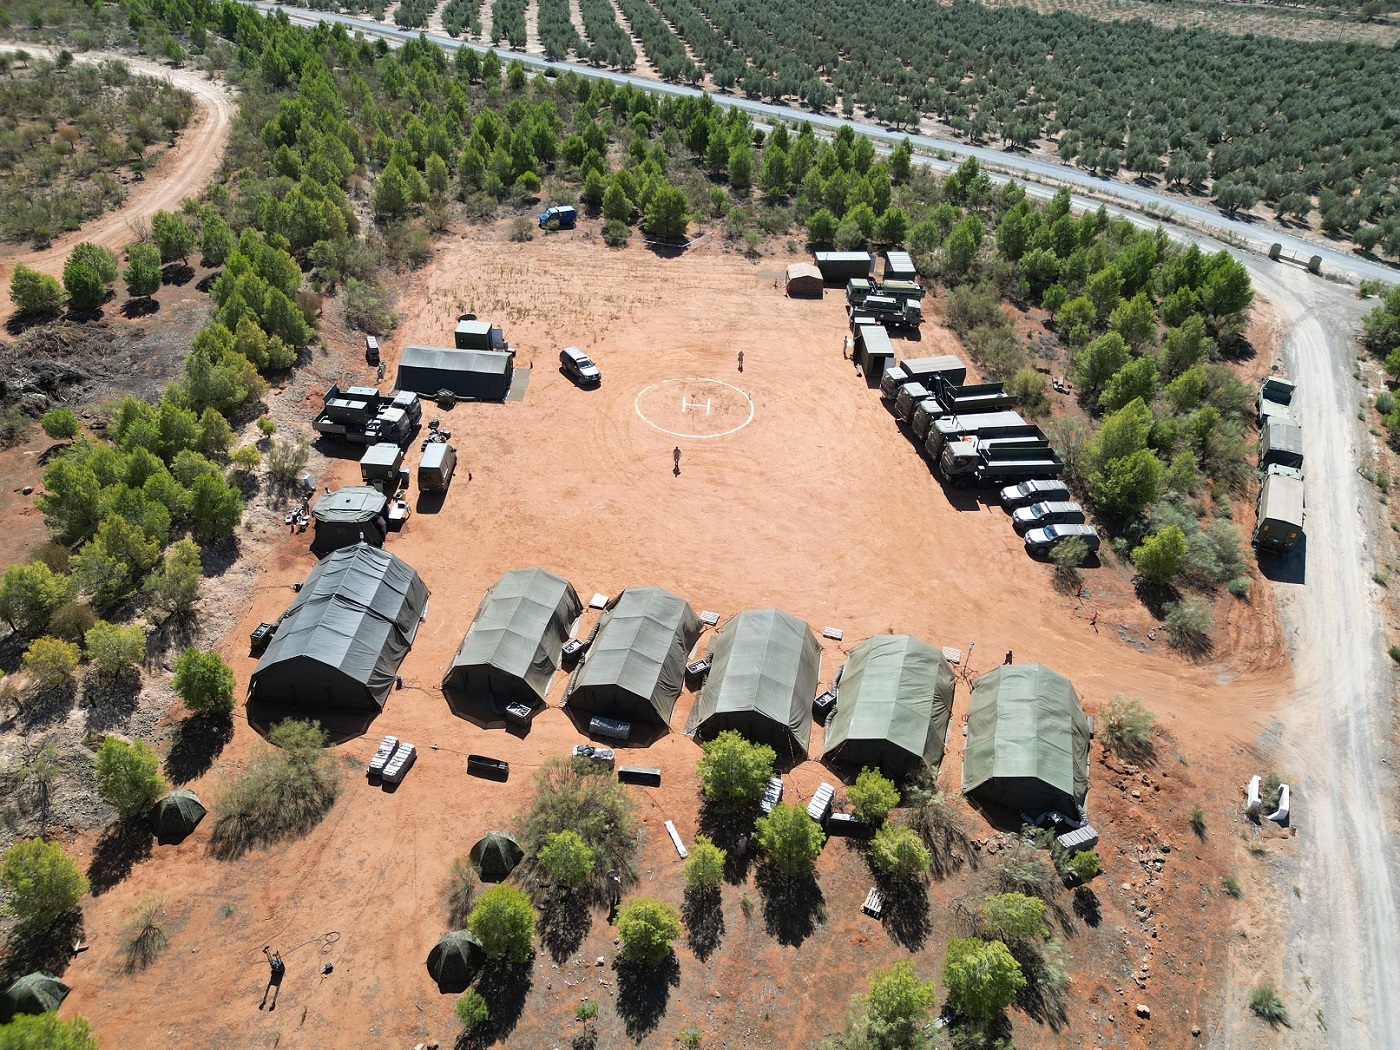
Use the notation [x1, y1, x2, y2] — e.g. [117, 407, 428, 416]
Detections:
[1030, 546, 1048, 557]
[954, 476, 974, 490]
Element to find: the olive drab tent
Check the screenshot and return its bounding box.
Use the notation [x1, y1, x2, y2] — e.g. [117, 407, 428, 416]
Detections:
[397, 345, 512, 401]
[2, 973, 69, 1020]
[961, 663, 1091, 815]
[822, 635, 954, 778]
[564, 586, 701, 726]
[249, 543, 429, 713]
[149, 789, 207, 844]
[693, 608, 820, 760]
[470, 831, 524, 882]
[442, 569, 582, 710]
[311, 486, 389, 557]
[426, 931, 485, 992]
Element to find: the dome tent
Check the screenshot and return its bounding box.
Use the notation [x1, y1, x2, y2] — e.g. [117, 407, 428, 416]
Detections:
[2, 972, 69, 1020]
[469, 831, 524, 882]
[149, 789, 206, 844]
[425, 930, 485, 993]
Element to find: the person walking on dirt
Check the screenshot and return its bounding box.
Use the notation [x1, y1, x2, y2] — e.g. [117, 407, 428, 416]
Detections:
[737, 350, 744, 373]
[672, 446, 681, 475]
[260, 947, 285, 1010]
[607, 870, 622, 923]
[1089, 609, 1099, 631]
[1004, 650, 1013, 665]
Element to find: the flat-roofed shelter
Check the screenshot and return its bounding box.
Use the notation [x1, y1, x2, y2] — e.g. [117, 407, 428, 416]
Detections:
[397, 345, 512, 401]
[442, 568, 583, 710]
[784, 263, 824, 298]
[565, 586, 701, 726]
[694, 608, 820, 760]
[823, 634, 954, 778]
[249, 543, 429, 713]
[311, 486, 388, 557]
[961, 662, 1091, 815]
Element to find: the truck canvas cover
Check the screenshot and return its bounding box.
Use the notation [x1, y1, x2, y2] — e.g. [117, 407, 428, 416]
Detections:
[823, 635, 955, 778]
[884, 249, 917, 280]
[1255, 473, 1305, 549]
[311, 486, 389, 556]
[249, 544, 429, 712]
[1259, 420, 1303, 468]
[398, 345, 512, 401]
[443, 568, 583, 710]
[962, 663, 1091, 814]
[565, 586, 701, 725]
[694, 608, 820, 760]
[899, 356, 967, 385]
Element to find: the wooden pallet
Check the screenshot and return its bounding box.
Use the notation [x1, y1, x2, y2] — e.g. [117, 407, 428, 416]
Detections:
[862, 888, 886, 918]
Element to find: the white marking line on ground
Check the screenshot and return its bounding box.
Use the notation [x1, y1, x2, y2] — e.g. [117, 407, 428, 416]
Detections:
[634, 378, 755, 439]
[682, 397, 711, 414]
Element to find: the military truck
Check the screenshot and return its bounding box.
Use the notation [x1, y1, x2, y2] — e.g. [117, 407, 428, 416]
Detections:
[1257, 376, 1296, 427]
[846, 277, 924, 310]
[894, 381, 931, 422]
[880, 355, 968, 399]
[312, 384, 418, 446]
[849, 293, 921, 330]
[1259, 419, 1303, 470]
[1253, 469, 1304, 553]
[938, 440, 1064, 490]
[454, 320, 508, 352]
[360, 443, 407, 492]
[925, 411, 1030, 459]
[928, 375, 1016, 416]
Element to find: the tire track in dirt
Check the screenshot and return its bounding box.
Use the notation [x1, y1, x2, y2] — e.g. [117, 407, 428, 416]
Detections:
[0, 44, 235, 287]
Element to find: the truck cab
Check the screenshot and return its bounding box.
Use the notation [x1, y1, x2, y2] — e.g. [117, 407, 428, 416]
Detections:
[538, 204, 578, 229]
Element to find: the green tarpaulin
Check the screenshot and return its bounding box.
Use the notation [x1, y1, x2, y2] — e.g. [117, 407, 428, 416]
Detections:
[694, 608, 819, 760]
[442, 569, 582, 709]
[398, 345, 512, 401]
[470, 831, 523, 882]
[249, 544, 429, 712]
[961, 663, 1091, 814]
[822, 635, 954, 778]
[149, 789, 206, 843]
[2, 973, 69, 1020]
[426, 931, 485, 992]
[311, 486, 388, 556]
[565, 587, 701, 725]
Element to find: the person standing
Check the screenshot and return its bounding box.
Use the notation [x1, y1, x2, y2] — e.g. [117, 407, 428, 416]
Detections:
[672, 446, 681, 475]
[737, 350, 744, 372]
[260, 947, 285, 1010]
[1004, 650, 1013, 665]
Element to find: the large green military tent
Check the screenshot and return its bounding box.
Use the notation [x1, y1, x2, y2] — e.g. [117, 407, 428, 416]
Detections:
[249, 544, 429, 713]
[565, 587, 701, 726]
[693, 608, 819, 759]
[442, 568, 582, 710]
[822, 635, 954, 778]
[397, 345, 512, 401]
[311, 486, 388, 557]
[961, 663, 1091, 815]
[2, 973, 69, 1020]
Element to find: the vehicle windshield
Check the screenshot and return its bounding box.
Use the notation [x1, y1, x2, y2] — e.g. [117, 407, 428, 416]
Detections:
[577, 356, 595, 368]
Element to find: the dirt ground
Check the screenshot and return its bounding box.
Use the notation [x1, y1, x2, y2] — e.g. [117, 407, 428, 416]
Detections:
[39, 229, 1293, 1049]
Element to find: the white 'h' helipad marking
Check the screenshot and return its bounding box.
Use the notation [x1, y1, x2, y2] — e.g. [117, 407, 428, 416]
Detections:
[682, 397, 711, 414]
[635, 378, 755, 439]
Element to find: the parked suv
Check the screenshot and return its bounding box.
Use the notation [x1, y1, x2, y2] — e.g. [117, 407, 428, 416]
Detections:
[560, 346, 601, 386]
[1024, 523, 1100, 559]
[1012, 501, 1086, 533]
[1000, 478, 1070, 509]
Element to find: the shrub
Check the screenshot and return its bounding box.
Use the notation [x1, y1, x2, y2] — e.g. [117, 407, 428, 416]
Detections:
[1007, 367, 1051, 418]
[22, 636, 80, 688]
[869, 823, 931, 879]
[980, 892, 1047, 942]
[846, 767, 899, 825]
[85, 620, 145, 678]
[684, 835, 726, 894]
[865, 960, 937, 1045]
[122, 891, 168, 972]
[172, 647, 235, 715]
[536, 829, 595, 892]
[995, 842, 1060, 903]
[574, 1000, 599, 1022]
[256, 417, 277, 437]
[1131, 526, 1187, 585]
[678, 1025, 702, 1048]
[456, 989, 490, 1028]
[1101, 694, 1156, 760]
[41, 408, 80, 440]
[904, 774, 971, 877]
[124, 243, 163, 299]
[602, 218, 630, 247]
[616, 897, 681, 965]
[0, 1013, 98, 1049]
[1249, 984, 1287, 1026]
[229, 445, 262, 473]
[1221, 874, 1242, 898]
[1227, 577, 1251, 599]
[0, 560, 70, 635]
[1165, 596, 1213, 652]
[1260, 771, 1284, 812]
[9, 262, 64, 316]
[265, 436, 310, 490]
[1049, 535, 1090, 584]
[343, 277, 400, 335]
[63, 261, 106, 312]
[45, 602, 95, 644]
[509, 217, 534, 242]
[0, 838, 89, 928]
[445, 855, 478, 927]
[1060, 849, 1100, 883]
[754, 801, 825, 879]
[520, 757, 638, 900]
[1189, 806, 1207, 837]
[942, 937, 1026, 1023]
[697, 730, 775, 813]
[94, 736, 167, 817]
[145, 539, 202, 620]
[469, 884, 536, 962]
[209, 720, 339, 859]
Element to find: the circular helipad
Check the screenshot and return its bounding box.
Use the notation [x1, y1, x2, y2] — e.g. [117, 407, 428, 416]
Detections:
[634, 378, 755, 439]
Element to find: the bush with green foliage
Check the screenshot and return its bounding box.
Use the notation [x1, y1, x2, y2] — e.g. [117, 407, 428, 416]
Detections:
[1059, 849, 1101, 883]
[869, 823, 931, 879]
[684, 834, 726, 894]
[903, 774, 971, 877]
[1165, 596, 1213, 652]
[942, 937, 1026, 1024]
[1101, 694, 1156, 760]
[0, 837, 89, 928]
[172, 647, 235, 715]
[8, 263, 64, 316]
[124, 243, 163, 300]
[846, 767, 900, 825]
[469, 884, 536, 963]
[145, 539, 202, 620]
[521, 757, 639, 900]
[455, 989, 490, 1028]
[754, 801, 825, 879]
[209, 720, 340, 859]
[0, 1013, 98, 1049]
[979, 892, 1047, 942]
[22, 636, 80, 688]
[84, 620, 145, 677]
[1131, 526, 1188, 585]
[1249, 983, 1287, 1026]
[41, 408, 81, 441]
[266, 436, 311, 490]
[0, 561, 70, 636]
[94, 736, 168, 817]
[616, 897, 682, 965]
[45, 602, 95, 644]
[697, 729, 776, 813]
[536, 829, 595, 892]
[152, 210, 196, 264]
[445, 855, 478, 927]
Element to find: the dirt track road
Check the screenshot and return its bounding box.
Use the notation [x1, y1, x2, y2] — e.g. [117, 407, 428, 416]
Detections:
[1231, 263, 1400, 1049]
[0, 43, 235, 286]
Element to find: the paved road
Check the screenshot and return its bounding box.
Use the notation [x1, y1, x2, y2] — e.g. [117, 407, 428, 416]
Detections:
[254, 6, 1400, 1040]
[251, 1, 1400, 287]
